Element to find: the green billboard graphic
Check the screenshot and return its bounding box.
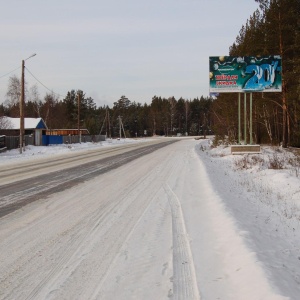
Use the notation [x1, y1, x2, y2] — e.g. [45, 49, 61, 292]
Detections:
[209, 56, 282, 93]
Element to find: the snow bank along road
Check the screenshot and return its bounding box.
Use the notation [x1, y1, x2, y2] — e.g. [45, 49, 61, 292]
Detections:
[0, 139, 287, 299]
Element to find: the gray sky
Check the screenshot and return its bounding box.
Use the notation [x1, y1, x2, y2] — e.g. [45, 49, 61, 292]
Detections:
[0, 0, 259, 107]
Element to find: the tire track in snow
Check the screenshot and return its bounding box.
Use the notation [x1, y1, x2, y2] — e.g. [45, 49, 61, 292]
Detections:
[1, 149, 167, 299]
[165, 183, 200, 300]
[93, 189, 173, 300]
[1, 139, 201, 300]
[88, 152, 181, 300]
[0, 140, 178, 218]
[0, 186, 121, 300]
[9, 144, 179, 300]
[0, 141, 162, 182]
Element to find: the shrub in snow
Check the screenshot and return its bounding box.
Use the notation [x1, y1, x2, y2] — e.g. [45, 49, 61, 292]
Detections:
[268, 152, 285, 170]
[288, 155, 300, 178]
[234, 154, 264, 170]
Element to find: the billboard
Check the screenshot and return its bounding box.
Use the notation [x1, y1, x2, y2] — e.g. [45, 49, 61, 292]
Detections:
[209, 55, 282, 93]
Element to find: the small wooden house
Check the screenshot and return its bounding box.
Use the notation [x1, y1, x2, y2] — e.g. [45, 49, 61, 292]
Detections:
[0, 117, 47, 146]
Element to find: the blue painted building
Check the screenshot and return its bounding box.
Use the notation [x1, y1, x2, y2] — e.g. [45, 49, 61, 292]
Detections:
[0, 117, 47, 146]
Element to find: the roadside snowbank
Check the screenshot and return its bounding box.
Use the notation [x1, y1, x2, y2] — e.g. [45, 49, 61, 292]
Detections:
[0, 138, 149, 166]
[197, 139, 300, 299]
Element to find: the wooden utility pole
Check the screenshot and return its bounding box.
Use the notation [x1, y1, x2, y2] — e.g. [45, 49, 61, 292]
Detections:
[78, 93, 81, 143]
[19, 59, 25, 154]
[118, 115, 126, 139]
[203, 112, 207, 139]
[185, 100, 189, 136]
[119, 116, 122, 139]
[19, 54, 36, 153]
[108, 110, 111, 138]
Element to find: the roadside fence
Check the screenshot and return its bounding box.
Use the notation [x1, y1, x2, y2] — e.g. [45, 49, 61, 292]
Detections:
[2, 135, 106, 151]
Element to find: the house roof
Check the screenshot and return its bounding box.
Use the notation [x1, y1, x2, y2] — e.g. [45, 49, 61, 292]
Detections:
[0, 117, 48, 130]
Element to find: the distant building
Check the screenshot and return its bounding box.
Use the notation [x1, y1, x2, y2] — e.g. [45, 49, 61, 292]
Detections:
[45, 129, 89, 136]
[0, 116, 99, 147]
[0, 117, 47, 146]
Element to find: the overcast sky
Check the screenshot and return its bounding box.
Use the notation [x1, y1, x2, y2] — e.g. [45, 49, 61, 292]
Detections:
[0, 0, 259, 107]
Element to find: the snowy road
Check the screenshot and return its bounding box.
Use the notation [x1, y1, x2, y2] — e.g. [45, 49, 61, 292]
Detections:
[0, 139, 289, 299]
[0, 139, 177, 217]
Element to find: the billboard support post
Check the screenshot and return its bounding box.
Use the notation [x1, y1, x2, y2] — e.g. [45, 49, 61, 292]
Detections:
[250, 93, 253, 145]
[244, 93, 247, 145]
[238, 93, 241, 144]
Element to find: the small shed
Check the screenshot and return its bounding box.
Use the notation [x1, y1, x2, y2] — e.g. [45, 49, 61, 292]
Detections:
[43, 128, 90, 145]
[0, 117, 48, 146]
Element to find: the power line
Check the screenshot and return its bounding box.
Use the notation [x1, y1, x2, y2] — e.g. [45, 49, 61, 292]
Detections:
[0, 66, 21, 79]
[25, 67, 63, 98]
[1, 65, 63, 99]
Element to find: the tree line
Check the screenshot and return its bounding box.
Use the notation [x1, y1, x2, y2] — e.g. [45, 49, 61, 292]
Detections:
[1, 0, 299, 146]
[0, 81, 214, 137]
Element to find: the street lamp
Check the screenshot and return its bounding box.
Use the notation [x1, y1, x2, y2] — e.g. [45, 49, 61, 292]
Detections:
[20, 53, 36, 153]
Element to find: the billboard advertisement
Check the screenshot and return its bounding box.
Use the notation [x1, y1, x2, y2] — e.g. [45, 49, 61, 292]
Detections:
[209, 55, 282, 93]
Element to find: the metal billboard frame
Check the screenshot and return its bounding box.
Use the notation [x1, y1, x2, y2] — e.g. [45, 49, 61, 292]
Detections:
[209, 55, 282, 145]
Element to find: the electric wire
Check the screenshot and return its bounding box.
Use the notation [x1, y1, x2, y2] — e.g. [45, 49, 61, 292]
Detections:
[0, 66, 21, 79]
[25, 67, 62, 98]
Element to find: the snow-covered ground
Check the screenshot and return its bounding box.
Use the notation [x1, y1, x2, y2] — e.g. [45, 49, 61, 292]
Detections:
[196, 140, 300, 299]
[0, 137, 299, 299]
[0, 138, 151, 166]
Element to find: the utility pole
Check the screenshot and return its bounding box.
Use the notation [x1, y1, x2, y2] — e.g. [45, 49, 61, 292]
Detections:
[119, 115, 122, 139]
[203, 112, 207, 139]
[118, 115, 126, 139]
[19, 53, 36, 154]
[107, 109, 111, 138]
[19, 60, 25, 153]
[185, 100, 189, 136]
[78, 92, 81, 143]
